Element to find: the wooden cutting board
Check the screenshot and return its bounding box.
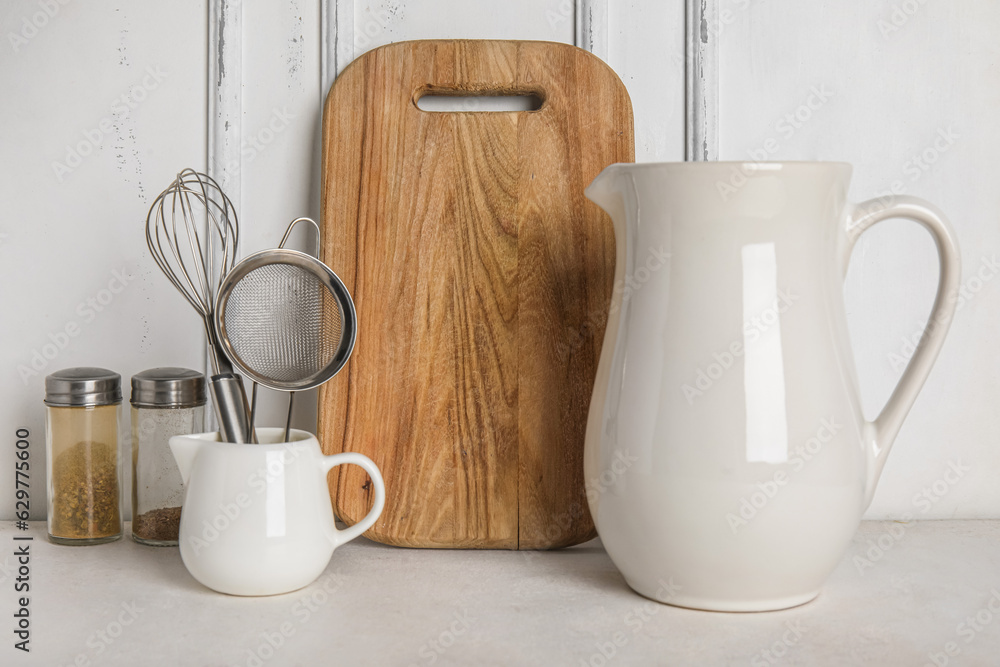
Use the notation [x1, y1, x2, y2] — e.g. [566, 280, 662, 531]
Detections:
[319, 39, 633, 549]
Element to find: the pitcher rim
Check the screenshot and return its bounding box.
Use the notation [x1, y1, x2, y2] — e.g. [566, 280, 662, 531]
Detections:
[601, 160, 852, 170]
[172, 427, 318, 449]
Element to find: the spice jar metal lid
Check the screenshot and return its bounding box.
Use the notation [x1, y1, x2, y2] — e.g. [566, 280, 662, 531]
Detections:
[44, 367, 122, 407]
[130, 367, 206, 408]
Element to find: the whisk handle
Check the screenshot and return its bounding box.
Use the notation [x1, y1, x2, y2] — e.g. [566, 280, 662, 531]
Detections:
[210, 373, 254, 444]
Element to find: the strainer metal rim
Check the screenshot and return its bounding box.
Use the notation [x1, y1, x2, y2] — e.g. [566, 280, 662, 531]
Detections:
[213, 248, 357, 391]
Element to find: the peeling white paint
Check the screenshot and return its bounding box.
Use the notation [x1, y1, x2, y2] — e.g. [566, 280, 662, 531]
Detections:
[0, 0, 210, 520]
[207, 0, 242, 429]
[686, 0, 718, 160]
[286, 0, 305, 89]
[208, 0, 242, 201]
[576, 0, 608, 62]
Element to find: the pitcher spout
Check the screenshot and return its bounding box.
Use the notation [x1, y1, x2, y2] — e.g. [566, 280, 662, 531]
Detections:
[170, 435, 207, 486]
[585, 163, 628, 224]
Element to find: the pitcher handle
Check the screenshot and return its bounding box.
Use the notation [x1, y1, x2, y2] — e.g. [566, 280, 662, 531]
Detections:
[321, 453, 386, 547]
[841, 195, 961, 506]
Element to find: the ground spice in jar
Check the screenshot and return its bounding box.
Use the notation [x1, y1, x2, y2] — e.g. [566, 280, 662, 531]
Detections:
[130, 368, 205, 547]
[133, 506, 182, 542]
[50, 441, 122, 540]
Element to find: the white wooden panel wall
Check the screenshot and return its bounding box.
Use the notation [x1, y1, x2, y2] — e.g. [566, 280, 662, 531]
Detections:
[0, 0, 209, 519]
[717, 0, 1000, 519]
[239, 0, 324, 432]
[233, 0, 686, 432]
[2, 0, 996, 520]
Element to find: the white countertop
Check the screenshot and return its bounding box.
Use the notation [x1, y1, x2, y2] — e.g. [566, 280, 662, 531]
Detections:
[5, 520, 999, 666]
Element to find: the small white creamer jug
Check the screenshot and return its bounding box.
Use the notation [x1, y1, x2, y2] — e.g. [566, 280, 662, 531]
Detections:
[170, 428, 385, 596]
[584, 162, 960, 611]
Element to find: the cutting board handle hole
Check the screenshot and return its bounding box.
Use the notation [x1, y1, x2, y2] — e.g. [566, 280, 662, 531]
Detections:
[414, 88, 544, 113]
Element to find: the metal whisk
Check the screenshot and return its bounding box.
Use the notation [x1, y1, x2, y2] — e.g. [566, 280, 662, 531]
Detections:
[146, 168, 253, 443]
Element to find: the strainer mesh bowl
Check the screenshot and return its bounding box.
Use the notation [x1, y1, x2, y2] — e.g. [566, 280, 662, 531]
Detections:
[221, 262, 344, 384]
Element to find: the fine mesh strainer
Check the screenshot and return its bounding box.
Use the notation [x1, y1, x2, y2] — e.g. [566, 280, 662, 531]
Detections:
[214, 218, 356, 441]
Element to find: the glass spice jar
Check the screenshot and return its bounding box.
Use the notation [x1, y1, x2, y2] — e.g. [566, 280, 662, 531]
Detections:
[45, 368, 124, 545]
[130, 368, 205, 546]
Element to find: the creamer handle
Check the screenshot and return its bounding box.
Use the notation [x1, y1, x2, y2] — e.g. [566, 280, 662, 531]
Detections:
[320, 453, 386, 547]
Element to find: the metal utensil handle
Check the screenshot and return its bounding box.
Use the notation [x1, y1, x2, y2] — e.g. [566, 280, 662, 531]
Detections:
[278, 217, 321, 253]
[252, 216, 321, 441]
[209, 373, 254, 444]
[283, 392, 295, 443]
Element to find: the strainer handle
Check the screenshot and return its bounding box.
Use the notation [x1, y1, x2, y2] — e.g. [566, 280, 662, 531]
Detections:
[279, 217, 321, 256]
[320, 452, 385, 547]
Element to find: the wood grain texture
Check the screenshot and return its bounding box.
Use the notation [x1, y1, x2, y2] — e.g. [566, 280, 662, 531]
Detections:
[319, 40, 633, 549]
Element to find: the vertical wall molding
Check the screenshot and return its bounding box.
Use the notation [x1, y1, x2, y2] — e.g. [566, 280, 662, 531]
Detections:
[208, 0, 243, 198]
[576, 0, 609, 60]
[323, 0, 355, 93]
[685, 0, 718, 160]
[321, 0, 336, 98]
[207, 0, 242, 428]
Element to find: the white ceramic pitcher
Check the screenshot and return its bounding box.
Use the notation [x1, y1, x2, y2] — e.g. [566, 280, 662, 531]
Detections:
[584, 162, 960, 611]
[170, 428, 385, 596]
